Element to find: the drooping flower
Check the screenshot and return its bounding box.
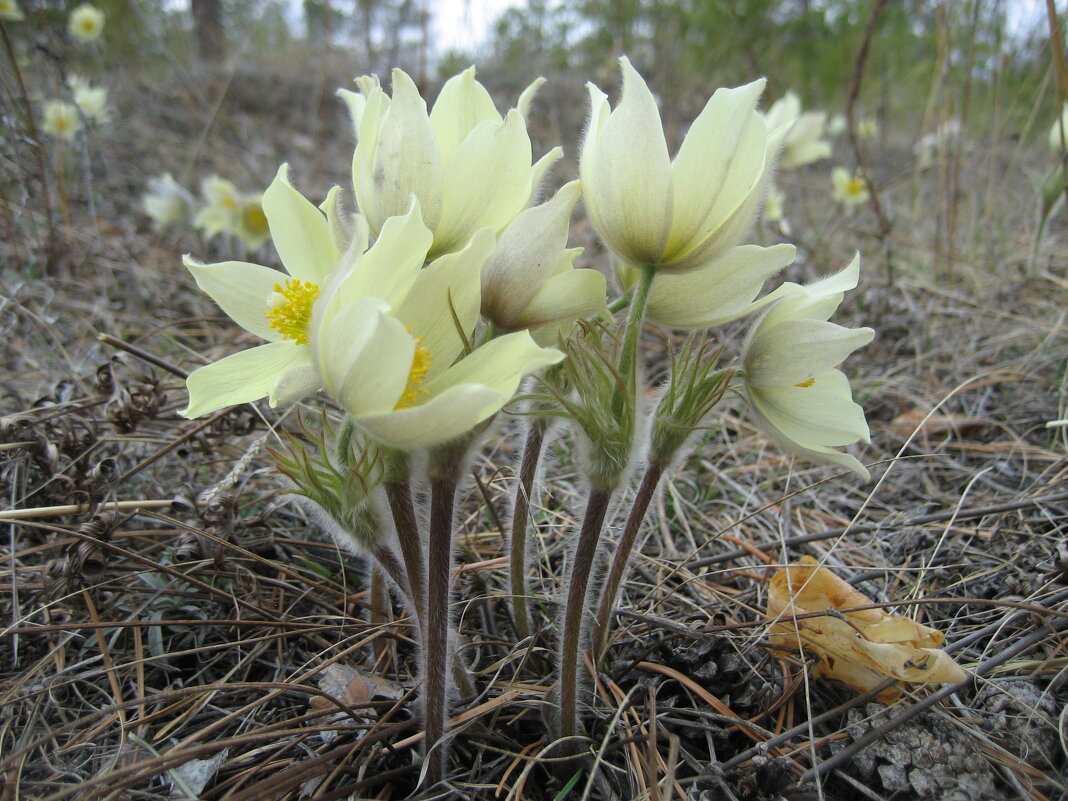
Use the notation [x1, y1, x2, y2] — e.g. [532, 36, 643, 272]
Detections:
[193, 175, 241, 239]
[762, 92, 831, 170]
[0, 0, 25, 22]
[68, 76, 110, 123]
[340, 67, 559, 260]
[142, 173, 194, 229]
[313, 204, 563, 450]
[41, 100, 82, 141]
[181, 165, 342, 419]
[580, 57, 790, 274]
[479, 180, 606, 339]
[1049, 103, 1068, 152]
[740, 254, 874, 480]
[832, 167, 869, 206]
[67, 3, 104, 42]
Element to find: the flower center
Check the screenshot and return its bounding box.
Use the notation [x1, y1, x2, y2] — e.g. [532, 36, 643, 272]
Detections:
[242, 204, 269, 235]
[395, 338, 433, 409]
[264, 279, 319, 344]
[794, 377, 816, 388]
[847, 178, 865, 196]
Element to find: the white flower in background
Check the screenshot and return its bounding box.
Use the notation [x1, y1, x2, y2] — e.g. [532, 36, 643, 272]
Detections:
[193, 175, 241, 239]
[479, 180, 606, 339]
[741, 254, 874, 480]
[914, 118, 961, 168]
[68, 76, 110, 123]
[832, 167, 870, 206]
[858, 116, 878, 140]
[340, 66, 558, 259]
[181, 166, 342, 418]
[580, 57, 790, 273]
[67, 3, 104, 42]
[313, 202, 563, 449]
[763, 92, 831, 169]
[235, 194, 270, 250]
[142, 173, 194, 229]
[827, 113, 846, 137]
[0, 0, 25, 22]
[763, 185, 785, 223]
[1049, 103, 1068, 152]
[41, 100, 82, 141]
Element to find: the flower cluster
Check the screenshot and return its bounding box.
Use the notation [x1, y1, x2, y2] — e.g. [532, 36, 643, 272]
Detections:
[178, 59, 878, 783]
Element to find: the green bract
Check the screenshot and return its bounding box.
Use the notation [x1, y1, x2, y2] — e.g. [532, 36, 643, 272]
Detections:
[741, 254, 874, 480]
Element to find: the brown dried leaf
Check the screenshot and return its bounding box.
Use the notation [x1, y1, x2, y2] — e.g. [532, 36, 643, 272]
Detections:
[767, 556, 967, 702]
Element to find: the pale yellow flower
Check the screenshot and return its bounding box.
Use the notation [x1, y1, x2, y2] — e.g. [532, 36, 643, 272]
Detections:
[313, 202, 563, 449]
[340, 67, 558, 259]
[69, 76, 109, 123]
[235, 194, 270, 250]
[580, 57, 790, 273]
[741, 254, 874, 479]
[763, 92, 831, 169]
[479, 180, 606, 338]
[831, 167, 869, 206]
[763, 185, 785, 223]
[193, 175, 241, 239]
[41, 100, 82, 142]
[67, 3, 104, 42]
[182, 166, 343, 418]
[857, 116, 878, 140]
[0, 0, 25, 22]
[142, 173, 194, 229]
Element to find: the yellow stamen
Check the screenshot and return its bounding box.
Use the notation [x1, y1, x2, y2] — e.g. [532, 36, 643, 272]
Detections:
[242, 205, 268, 235]
[846, 178, 865, 197]
[795, 377, 816, 388]
[395, 338, 433, 409]
[264, 279, 319, 344]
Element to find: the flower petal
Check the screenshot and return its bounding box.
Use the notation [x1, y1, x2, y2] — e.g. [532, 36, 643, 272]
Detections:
[511, 266, 607, 330]
[262, 164, 340, 283]
[644, 243, 795, 329]
[434, 110, 533, 257]
[395, 227, 494, 377]
[358, 69, 444, 234]
[481, 180, 581, 328]
[316, 296, 414, 416]
[184, 256, 282, 341]
[181, 341, 310, 418]
[583, 57, 673, 265]
[666, 80, 765, 259]
[430, 66, 501, 162]
[354, 383, 507, 449]
[423, 329, 563, 398]
[747, 319, 875, 388]
[751, 370, 870, 447]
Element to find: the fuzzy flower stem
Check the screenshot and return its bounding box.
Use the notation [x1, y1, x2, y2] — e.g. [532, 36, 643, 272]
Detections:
[369, 564, 391, 663]
[371, 542, 410, 602]
[615, 264, 656, 416]
[558, 484, 614, 745]
[424, 469, 459, 786]
[591, 461, 665, 660]
[383, 480, 426, 627]
[509, 419, 547, 640]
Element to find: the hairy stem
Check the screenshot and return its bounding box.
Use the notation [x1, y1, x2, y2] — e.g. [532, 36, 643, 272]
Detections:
[368, 564, 390, 664]
[383, 481, 425, 629]
[424, 474, 458, 786]
[591, 461, 664, 660]
[510, 421, 547, 640]
[558, 485, 614, 744]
